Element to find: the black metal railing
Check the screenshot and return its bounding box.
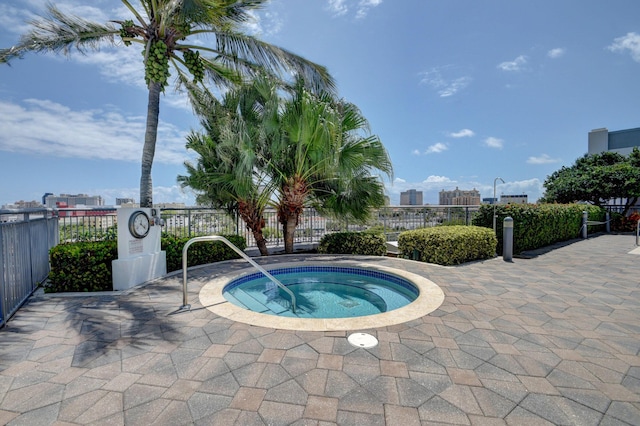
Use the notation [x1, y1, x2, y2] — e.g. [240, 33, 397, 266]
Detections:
[0, 208, 58, 328]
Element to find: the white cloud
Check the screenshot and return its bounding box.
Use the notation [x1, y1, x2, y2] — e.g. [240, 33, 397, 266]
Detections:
[65, 42, 199, 112]
[394, 177, 406, 183]
[419, 67, 472, 97]
[547, 48, 565, 59]
[608, 32, 640, 62]
[448, 129, 475, 138]
[327, 0, 349, 16]
[73, 46, 144, 87]
[98, 184, 194, 205]
[499, 178, 543, 200]
[0, 4, 38, 34]
[244, 10, 283, 37]
[0, 99, 190, 165]
[527, 154, 560, 165]
[497, 55, 527, 71]
[484, 137, 504, 149]
[326, 0, 382, 19]
[411, 149, 421, 156]
[356, 0, 383, 19]
[424, 142, 448, 154]
[424, 175, 453, 183]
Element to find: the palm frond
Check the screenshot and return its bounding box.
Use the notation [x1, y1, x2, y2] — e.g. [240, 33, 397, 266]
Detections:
[1, 3, 117, 63]
[213, 31, 335, 94]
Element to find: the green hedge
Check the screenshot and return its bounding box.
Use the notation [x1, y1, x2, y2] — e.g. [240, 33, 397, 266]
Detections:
[317, 232, 387, 256]
[46, 234, 245, 293]
[162, 235, 245, 272]
[471, 203, 606, 254]
[47, 241, 118, 292]
[398, 225, 497, 266]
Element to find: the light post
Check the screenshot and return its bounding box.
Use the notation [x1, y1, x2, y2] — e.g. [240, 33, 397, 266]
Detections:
[493, 177, 505, 233]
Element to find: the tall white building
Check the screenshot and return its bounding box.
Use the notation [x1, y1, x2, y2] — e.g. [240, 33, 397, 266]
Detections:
[44, 193, 104, 208]
[588, 127, 640, 155]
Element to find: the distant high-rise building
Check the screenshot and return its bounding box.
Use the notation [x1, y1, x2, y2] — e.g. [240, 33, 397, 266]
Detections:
[439, 187, 481, 205]
[1, 200, 44, 210]
[116, 198, 136, 206]
[44, 193, 104, 208]
[588, 127, 640, 155]
[500, 194, 528, 204]
[400, 189, 423, 205]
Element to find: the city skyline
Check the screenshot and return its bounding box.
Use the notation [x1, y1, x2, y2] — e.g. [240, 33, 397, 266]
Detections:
[1, 1, 639, 206]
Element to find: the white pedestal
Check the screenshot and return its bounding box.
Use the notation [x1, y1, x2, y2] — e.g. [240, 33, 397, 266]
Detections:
[112, 251, 166, 291]
[112, 207, 167, 291]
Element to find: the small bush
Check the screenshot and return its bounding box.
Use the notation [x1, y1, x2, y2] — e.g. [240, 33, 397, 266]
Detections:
[398, 226, 497, 266]
[472, 203, 606, 254]
[611, 212, 640, 232]
[318, 232, 387, 256]
[46, 234, 246, 293]
[47, 241, 118, 292]
[162, 235, 246, 272]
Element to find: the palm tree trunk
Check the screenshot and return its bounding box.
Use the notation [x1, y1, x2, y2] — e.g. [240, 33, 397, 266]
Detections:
[283, 215, 297, 254]
[140, 82, 162, 208]
[238, 200, 269, 256]
[277, 178, 307, 254]
[252, 229, 270, 256]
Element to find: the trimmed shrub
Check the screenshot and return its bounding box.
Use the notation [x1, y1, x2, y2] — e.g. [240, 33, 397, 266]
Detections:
[611, 212, 640, 232]
[47, 241, 117, 292]
[472, 203, 606, 254]
[318, 232, 387, 256]
[162, 235, 245, 272]
[46, 234, 246, 293]
[398, 225, 497, 266]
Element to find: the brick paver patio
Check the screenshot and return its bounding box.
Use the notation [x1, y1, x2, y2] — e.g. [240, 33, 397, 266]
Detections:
[1, 233, 639, 425]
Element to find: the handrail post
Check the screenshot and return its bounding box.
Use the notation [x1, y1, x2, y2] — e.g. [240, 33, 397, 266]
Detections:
[636, 219, 639, 246]
[181, 235, 297, 313]
[0, 224, 6, 328]
[503, 217, 513, 262]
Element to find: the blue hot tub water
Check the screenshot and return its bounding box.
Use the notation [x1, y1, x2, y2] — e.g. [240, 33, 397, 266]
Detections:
[222, 266, 419, 318]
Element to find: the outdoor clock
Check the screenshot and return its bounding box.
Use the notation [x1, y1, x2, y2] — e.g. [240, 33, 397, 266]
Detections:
[128, 210, 150, 239]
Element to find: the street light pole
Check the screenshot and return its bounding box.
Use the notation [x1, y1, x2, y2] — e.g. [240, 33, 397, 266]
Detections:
[493, 177, 505, 233]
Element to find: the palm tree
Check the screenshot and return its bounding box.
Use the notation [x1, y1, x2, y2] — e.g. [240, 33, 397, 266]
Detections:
[271, 82, 393, 253]
[181, 77, 391, 254]
[0, 1, 334, 207]
[178, 78, 280, 255]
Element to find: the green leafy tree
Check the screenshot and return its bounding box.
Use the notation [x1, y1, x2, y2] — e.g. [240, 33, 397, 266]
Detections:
[271, 82, 393, 253]
[180, 77, 392, 255]
[1, 1, 334, 207]
[542, 148, 640, 215]
[178, 77, 280, 255]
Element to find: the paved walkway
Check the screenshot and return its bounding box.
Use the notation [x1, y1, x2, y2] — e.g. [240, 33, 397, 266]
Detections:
[1, 234, 639, 425]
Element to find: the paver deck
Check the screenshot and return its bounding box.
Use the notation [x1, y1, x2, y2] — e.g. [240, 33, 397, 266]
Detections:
[1, 233, 639, 425]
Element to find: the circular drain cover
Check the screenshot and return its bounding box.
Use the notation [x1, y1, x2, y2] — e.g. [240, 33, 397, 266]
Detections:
[347, 333, 378, 348]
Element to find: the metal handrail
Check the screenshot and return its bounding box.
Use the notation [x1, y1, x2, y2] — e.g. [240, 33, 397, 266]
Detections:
[180, 235, 297, 313]
[636, 219, 639, 246]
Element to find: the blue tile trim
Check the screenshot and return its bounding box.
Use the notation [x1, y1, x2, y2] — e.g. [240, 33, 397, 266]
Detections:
[224, 265, 419, 297]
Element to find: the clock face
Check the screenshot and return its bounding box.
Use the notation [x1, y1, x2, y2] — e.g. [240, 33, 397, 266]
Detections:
[128, 210, 150, 239]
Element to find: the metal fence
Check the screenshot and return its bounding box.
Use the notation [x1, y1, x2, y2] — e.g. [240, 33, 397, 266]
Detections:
[0, 209, 59, 328]
[51, 205, 479, 247]
[158, 205, 479, 247]
[58, 207, 118, 242]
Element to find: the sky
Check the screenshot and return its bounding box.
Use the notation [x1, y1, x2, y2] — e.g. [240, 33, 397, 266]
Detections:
[1, 0, 640, 207]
